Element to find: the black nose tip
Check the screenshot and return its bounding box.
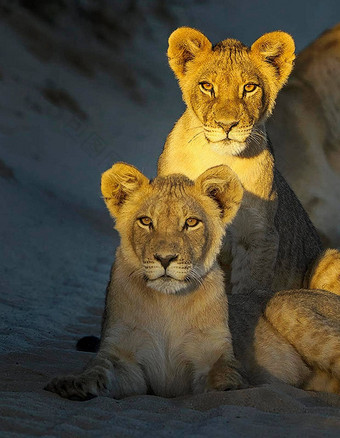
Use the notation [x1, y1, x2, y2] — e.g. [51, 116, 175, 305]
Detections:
[154, 254, 178, 270]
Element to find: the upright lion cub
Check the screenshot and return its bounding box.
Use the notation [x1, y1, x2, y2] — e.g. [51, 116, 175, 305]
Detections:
[45, 163, 244, 400]
[158, 27, 340, 295]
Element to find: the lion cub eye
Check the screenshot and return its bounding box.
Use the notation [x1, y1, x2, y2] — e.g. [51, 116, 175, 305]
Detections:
[185, 217, 200, 228]
[244, 83, 257, 93]
[199, 82, 214, 94]
[138, 217, 153, 227]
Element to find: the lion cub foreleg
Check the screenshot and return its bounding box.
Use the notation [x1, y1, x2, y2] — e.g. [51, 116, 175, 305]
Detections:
[45, 345, 147, 400]
[188, 328, 244, 394]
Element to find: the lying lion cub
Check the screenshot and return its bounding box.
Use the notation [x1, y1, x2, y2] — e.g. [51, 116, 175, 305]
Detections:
[45, 163, 245, 399]
[46, 163, 340, 399]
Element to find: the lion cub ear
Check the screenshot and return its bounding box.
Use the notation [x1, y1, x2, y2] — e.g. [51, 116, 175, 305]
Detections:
[101, 162, 149, 218]
[196, 165, 243, 224]
[251, 31, 295, 89]
[168, 27, 212, 79]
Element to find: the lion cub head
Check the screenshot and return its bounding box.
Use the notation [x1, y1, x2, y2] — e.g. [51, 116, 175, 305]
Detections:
[168, 27, 295, 154]
[101, 163, 243, 294]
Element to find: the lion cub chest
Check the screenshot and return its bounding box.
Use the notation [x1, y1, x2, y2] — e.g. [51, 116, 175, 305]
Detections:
[113, 309, 228, 398]
[135, 322, 195, 397]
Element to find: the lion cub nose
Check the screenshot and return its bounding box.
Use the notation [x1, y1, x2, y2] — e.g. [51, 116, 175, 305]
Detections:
[216, 119, 239, 133]
[154, 254, 178, 270]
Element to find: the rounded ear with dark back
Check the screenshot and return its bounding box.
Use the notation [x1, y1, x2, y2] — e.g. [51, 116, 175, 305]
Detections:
[251, 31, 295, 89]
[168, 27, 212, 79]
[101, 162, 149, 219]
[195, 165, 243, 224]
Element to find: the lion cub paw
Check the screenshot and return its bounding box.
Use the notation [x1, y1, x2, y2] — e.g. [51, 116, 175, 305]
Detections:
[207, 366, 245, 391]
[207, 355, 246, 391]
[45, 369, 111, 401]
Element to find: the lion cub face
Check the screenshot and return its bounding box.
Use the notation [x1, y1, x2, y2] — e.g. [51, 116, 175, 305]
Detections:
[168, 27, 295, 155]
[101, 163, 243, 294]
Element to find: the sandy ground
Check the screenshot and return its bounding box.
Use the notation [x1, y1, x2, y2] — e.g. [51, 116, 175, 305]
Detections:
[2, 2, 340, 436]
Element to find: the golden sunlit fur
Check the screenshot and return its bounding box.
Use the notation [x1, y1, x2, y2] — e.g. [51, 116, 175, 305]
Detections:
[45, 164, 340, 399]
[268, 22, 340, 247]
[45, 163, 245, 399]
[230, 288, 340, 394]
[158, 27, 340, 295]
[164, 27, 294, 158]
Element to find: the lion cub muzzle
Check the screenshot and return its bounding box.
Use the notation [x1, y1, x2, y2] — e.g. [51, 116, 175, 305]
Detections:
[142, 235, 189, 289]
[204, 117, 252, 144]
[216, 119, 240, 135]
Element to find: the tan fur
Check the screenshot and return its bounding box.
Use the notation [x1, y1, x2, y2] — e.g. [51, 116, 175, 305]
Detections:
[158, 27, 340, 295]
[45, 166, 340, 398]
[307, 249, 340, 294]
[267, 23, 340, 247]
[230, 288, 340, 394]
[45, 163, 244, 399]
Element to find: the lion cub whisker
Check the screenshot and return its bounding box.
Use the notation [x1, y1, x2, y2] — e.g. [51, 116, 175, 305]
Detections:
[187, 131, 205, 144]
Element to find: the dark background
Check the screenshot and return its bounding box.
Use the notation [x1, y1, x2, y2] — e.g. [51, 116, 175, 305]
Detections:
[2, 2, 340, 436]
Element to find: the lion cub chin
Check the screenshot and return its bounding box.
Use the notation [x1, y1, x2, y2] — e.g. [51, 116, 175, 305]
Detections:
[45, 163, 245, 400]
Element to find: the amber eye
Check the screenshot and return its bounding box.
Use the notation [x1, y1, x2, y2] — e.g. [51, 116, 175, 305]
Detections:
[200, 82, 214, 93]
[139, 217, 152, 227]
[185, 217, 200, 228]
[244, 83, 257, 93]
